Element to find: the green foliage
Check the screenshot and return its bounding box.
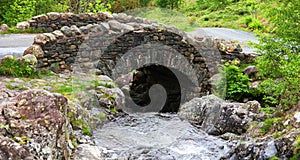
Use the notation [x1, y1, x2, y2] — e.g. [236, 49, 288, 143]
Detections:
[81, 128, 92, 136]
[79, 0, 111, 13]
[71, 119, 91, 136]
[216, 61, 250, 101]
[0, 58, 40, 78]
[2, 0, 36, 26]
[110, 0, 139, 12]
[244, 16, 263, 30]
[260, 117, 282, 135]
[132, 8, 196, 31]
[0, 0, 69, 26]
[0, 27, 45, 34]
[273, 131, 282, 139]
[259, 106, 275, 115]
[53, 84, 74, 94]
[156, 0, 182, 9]
[263, 0, 300, 42]
[196, 0, 229, 12]
[94, 80, 114, 88]
[255, 37, 300, 109]
[269, 156, 279, 160]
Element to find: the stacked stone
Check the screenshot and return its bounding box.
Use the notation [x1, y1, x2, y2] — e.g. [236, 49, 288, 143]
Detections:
[29, 12, 112, 32]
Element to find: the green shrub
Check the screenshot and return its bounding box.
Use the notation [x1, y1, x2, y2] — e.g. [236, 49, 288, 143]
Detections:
[244, 16, 252, 26]
[260, 117, 282, 135]
[0, 58, 40, 78]
[216, 61, 251, 101]
[248, 18, 263, 30]
[255, 38, 300, 110]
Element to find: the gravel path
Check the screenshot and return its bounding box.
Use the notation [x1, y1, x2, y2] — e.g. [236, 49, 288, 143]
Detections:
[187, 28, 259, 53]
[0, 34, 37, 58]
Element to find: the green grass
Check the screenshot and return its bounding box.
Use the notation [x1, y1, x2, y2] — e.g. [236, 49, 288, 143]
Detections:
[178, 0, 268, 32]
[0, 58, 41, 78]
[0, 27, 45, 34]
[128, 7, 198, 32]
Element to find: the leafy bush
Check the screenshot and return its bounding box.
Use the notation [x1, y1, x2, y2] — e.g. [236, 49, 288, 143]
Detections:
[80, 0, 111, 13]
[244, 16, 252, 26]
[216, 61, 251, 101]
[0, 58, 40, 78]
[255, 38, 300, 110]
[248, 18, 263, 30]
[2, 0, 36, 26]
[253, 0, 299, 111]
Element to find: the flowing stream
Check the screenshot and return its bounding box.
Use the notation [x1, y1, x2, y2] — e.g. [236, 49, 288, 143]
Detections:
[93, 113, 233, 159]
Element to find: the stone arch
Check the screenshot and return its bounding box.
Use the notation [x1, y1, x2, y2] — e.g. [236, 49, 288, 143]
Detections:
[96, 28, 211, 112]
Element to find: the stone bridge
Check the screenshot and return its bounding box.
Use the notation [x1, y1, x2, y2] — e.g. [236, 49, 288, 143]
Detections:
[24, 12, 255, 112]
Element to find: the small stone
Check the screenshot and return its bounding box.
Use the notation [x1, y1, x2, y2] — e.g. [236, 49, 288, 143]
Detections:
[23, 44, 44, 58]
[108, 20, 134, 32]
[2, 55, 14, 60]
[184, 51, 190, 57]
[32, 14, 48, 22]
[294, 112, 300, 123]
[60, 26, 72, 37]
[43, 33, 57, 42]
[0, 24, 9, 32]
[52, 30, 64, 39]
[70, 25, 82, 35]
[47, 12, 60, 21]
[22, 54, 38, 65]
[16, 22, 30, 30]
[60, 12, 73, 20]
[34, 34, 50, 45]
[79, 26, 88, 34]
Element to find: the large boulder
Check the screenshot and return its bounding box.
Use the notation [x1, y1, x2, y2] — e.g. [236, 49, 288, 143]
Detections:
[178, 95, 261, 135]
[0, 89, 72, 159]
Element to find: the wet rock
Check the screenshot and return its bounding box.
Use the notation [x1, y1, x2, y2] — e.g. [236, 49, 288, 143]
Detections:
[0, 24, 9, 32]
[178, 95, 260, 135]
[16, 22, 30, 30]
[0, 89, 72, 159]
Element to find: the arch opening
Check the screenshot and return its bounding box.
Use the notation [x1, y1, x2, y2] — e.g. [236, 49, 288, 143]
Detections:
[128, 64, 182, 113]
